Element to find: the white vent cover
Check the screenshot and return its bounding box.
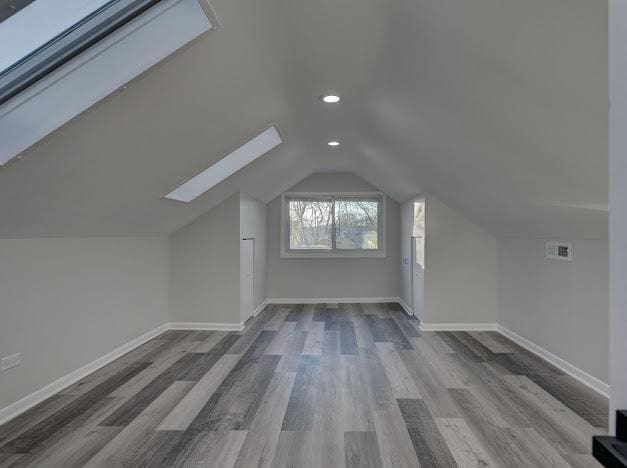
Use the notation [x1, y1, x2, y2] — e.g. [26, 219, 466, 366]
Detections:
[545, 241, 572, 261]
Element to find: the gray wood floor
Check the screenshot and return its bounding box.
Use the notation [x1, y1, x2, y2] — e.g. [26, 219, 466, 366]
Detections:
[0, 303, 608, 467]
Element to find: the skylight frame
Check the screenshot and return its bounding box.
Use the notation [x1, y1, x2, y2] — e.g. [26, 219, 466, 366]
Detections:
[164, 126, 283, 203]
[0, 0, 166, 107]
[0, 0, 214, 166]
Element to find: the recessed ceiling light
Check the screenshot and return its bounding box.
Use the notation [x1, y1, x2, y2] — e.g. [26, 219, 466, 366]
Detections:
[165, 126, 282, 202]
[328, 140, 340, 147]
[321, 94, 340, 103]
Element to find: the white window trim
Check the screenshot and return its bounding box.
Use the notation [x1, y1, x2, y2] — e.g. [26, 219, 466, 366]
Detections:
[280, 191, 387, 259]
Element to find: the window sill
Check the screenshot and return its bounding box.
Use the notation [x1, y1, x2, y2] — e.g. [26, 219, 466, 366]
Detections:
[280, 251, 386, 259]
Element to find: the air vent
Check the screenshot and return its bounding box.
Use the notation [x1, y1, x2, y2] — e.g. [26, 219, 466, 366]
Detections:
[545, 241, 572, 261]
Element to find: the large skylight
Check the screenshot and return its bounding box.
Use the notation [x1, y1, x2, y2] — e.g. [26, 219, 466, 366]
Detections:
[165, 126, 282, 203]
[0, 0, 214, 165]
[0, 0, 110, 73]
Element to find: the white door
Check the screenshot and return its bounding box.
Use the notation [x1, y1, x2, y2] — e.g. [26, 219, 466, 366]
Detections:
[241, 238, 255, 321]
[411, 237, 425, 321]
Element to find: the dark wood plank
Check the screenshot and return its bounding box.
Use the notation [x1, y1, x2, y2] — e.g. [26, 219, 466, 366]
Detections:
[187, 353, 280, 431]
[0, 362, 150, 454]
[179, 334, 240, 381]
[396, 398, 458, 467]
[528, 374, 608, 428]
[99, 353, 204, 427]
[339, 320, 358, 355]
[281, 355, 321, 430]
[366, 316, 414, 350]
[438, 332, 486, 362]
[345, 431, 384, 468]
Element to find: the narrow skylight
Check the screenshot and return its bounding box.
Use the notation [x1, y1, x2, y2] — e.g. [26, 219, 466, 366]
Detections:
[164, 126, 282, 203]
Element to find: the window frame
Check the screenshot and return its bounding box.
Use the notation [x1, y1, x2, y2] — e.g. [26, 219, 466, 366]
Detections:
[280, 192, 387, 258]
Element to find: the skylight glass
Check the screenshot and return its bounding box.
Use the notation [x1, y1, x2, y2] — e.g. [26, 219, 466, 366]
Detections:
[0, 0, 213, 165]
[0, 0, 110, 73]
[0, 0, 172, 106]
[164, 126, 282, 202]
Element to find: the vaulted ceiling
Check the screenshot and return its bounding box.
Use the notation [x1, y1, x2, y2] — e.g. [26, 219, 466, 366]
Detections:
[0, 0, 608, 238]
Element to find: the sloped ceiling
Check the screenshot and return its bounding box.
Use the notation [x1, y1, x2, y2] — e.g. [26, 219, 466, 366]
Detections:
[0, 0, 607, 238]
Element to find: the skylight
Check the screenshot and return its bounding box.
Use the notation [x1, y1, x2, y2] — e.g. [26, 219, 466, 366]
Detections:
[0, 0, 110, 74]
[164, 126, 282, 203]
[0, 0, 215, 165]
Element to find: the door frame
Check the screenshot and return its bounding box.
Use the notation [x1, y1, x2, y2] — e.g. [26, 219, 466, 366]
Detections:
[241, 237, 255, 321]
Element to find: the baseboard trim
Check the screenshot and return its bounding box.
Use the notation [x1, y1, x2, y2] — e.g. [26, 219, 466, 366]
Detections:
[266, 297, 401, 304]
[0, 323, 169, 426]
[420, 322, 498, 332]
[168, 322, 245, 331]
[397, 298, 414, 317]
[496, 324, 609, 398]
[1, 314, 608, 427]
[419, 321, 608, 396]
[253, 300, 268, 317]
[0, 319, 250, 426]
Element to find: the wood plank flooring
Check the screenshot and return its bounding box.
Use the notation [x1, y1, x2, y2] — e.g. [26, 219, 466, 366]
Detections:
[0, 303, 608, 467]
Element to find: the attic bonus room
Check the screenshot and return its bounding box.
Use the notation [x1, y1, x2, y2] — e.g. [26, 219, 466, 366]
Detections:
[0, 0, 626, 467]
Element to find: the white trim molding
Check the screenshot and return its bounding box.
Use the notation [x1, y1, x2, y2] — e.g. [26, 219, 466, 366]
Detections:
[0, 320, 248, 426]
[420, 322, 498, 332]
[253, 300, 269, 317]
[418, 321, 608, 397]
[168, 322, 244, 331]
[0, 323, 169, 426]
[496, 324, 609, 398]
[397, 298, 414, 316]
[267, 297, 401, 304]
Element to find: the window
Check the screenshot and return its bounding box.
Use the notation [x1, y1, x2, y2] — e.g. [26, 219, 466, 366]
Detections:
[281, 192, 386, 258]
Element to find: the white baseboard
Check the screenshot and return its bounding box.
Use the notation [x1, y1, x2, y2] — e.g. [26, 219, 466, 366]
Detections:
[496, 324, 609, 398]
[0, 323, 169, 426]
[253, 300, 268, 317]
[0, 320, 250, 426]
[168, 322, 244, 331]
[266, 297, 401, 304]
[420, 322, 498, 332]
[1, 313, 608, 428]
[418, 321, 608, 397]
[397, 298, 414, 316]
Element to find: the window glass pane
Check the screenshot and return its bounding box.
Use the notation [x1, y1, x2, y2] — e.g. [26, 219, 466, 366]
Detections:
[289, 199, 333, 250]
[335, 199, 379, 250]
[0, 0, 110, 72]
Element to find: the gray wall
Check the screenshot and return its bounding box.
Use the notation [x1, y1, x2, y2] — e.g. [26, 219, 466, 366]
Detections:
[267, 173, 401, 300]
[169, 193, 240, 324]
[497, 238, 609, 383]
[610, 0, 627, 430]
[0, 237, 169, 411]
[424, 196, 498, 324]
[240, 193, 268, 320]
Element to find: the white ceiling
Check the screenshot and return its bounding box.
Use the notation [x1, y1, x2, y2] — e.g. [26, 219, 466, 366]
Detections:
[0, 0, 608, 238]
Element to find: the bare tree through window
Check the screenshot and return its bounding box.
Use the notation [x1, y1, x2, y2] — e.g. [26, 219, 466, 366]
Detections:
[287, 196, 381, 252]
[288, 199, 333, 249]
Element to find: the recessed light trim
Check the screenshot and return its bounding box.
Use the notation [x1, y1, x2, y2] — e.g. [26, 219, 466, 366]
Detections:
[328, 140, 340, 147]
[321, 94, 340, 103]
[165, 126, 282, 203]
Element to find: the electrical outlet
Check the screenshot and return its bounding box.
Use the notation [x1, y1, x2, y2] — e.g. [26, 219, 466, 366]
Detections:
[1, 353, 21, 371]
